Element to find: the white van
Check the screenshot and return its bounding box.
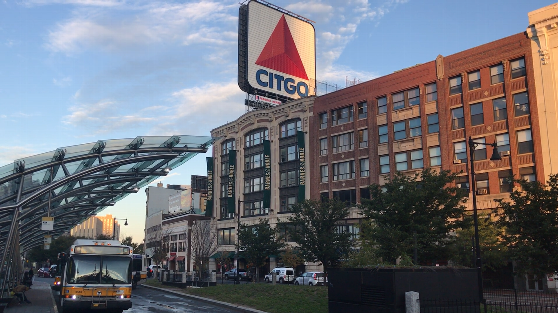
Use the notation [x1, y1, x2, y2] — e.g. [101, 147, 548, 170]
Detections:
[264, 267, 295, 284]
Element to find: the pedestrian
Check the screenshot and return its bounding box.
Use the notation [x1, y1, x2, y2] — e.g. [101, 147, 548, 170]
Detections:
[13, 284, 31, 304]
[27, 268, 33, 287]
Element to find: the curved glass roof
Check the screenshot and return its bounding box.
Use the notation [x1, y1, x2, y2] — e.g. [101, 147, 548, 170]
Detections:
[0, 135, 213, 252]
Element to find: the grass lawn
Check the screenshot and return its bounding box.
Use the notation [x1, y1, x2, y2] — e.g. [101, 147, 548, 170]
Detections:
[143, 280, 328, 313]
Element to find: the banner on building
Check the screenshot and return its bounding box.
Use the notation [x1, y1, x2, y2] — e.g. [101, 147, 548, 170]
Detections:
[205, 157, 213, 217]
[263, 140, 271, 209]
[41, 216, 54, 231]
[227, 150, 236, 214]
[297, 131, 306, 203]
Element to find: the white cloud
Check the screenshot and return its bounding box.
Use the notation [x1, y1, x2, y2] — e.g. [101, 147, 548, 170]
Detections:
[53, 76, 72, 87]
[0, 146, 37, 166]
[22, 0, 124, 7]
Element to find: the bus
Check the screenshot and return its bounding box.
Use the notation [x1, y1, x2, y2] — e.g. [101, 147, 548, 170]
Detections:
[58, 239, 133, 313]
[131, 254, 147, 289]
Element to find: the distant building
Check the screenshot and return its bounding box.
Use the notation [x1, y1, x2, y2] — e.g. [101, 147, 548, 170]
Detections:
[96, 214, 121, 240]
[70, 216, 103, 239]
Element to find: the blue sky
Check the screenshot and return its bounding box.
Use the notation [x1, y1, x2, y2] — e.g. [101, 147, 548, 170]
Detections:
[0, 0, 552, 242]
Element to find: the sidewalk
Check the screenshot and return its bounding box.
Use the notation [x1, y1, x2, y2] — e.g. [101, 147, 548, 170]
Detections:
[4, 281, 57, 313]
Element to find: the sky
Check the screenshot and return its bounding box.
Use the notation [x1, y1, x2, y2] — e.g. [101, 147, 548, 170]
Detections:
[0, 0, 553, 243]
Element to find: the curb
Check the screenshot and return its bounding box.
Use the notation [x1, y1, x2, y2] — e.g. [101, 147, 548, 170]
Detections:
[141, 284, 268, 313]
[49, 286, 59, 313]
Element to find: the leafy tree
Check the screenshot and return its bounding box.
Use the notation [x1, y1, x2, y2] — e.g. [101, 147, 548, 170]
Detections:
[121, 236, 144, 254]
[237, 219, 284, 282]
[280, 246, 303, 269]
[451, 215, 508, 271]
[287, 199, 353, 274]
[361, 169, 468, 265]
[497, 175, 558, 276]
[342, 220, 382, 268]
[96, 233, 112, 240]
[27, 235, 77, 265]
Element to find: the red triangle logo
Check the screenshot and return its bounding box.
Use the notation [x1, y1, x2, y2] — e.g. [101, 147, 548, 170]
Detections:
[255, 15, 308, 80]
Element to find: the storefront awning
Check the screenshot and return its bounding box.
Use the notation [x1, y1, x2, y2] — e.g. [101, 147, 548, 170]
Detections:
[176, 256, 185, 261]
[168, 256, 175, 262]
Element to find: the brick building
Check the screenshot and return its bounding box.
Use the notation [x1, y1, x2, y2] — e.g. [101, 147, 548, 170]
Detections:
[310, 31, 539, 220]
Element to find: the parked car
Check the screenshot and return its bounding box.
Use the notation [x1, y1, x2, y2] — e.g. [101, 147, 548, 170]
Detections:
[224, 268, 252, 281]
[264, 267, 295, 284]
[147, 265, 161, 278]
[294, 272, 326, 286]
[37, 267, 51, 278]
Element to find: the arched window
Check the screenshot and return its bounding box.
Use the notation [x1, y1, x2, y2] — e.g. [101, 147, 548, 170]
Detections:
[280, 119, 302, 138]
[245, 128, 269, 148]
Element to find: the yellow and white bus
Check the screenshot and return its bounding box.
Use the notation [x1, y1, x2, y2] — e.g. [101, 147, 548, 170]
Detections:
[59, 239, 133, 313]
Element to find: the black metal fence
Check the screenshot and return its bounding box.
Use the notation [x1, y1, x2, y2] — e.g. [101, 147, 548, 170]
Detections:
[420, 299, 480, 313]
[484, 288, 558, 313]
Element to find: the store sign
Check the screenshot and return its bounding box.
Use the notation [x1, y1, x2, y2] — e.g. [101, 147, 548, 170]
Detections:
[42, 216, 54, 231]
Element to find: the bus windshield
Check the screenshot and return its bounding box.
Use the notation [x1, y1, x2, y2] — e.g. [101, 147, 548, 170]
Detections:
[67, 255, 131, 284]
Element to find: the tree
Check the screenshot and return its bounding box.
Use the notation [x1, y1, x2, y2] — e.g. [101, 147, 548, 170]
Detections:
[151, 230, 170, 268]
[237, 219, 284, 282]
[96, 234, 112, 240]
[190, 219, 218, 280]
[361, 169, 468, 265]
[27, 235, 77, 265]
[451, 215, 508, 271]
[280, 246, 303, 269]
[497, 174, 558, 276]
[121, 236, 144, 254]
[287, 199, 353, 274]
[342, 220, 382, 268]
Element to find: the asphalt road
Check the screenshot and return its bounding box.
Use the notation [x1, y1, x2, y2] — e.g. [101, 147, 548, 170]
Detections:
[34, 276, 242, 313]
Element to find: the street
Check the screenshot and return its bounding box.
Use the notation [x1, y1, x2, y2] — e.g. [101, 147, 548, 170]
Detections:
[33, 276, 242, 313]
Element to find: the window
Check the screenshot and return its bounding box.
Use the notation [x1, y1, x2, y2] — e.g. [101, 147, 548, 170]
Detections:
[280, 170, 299, 187]
[221, 140, 235, 155]
[513, 92, 529, 117]
[360, 158, 369, 177]
[358, 129, 368, 148]
[493, 97, 507, 121]
[411, 150, 423, 169]
[426, 83, 437, 102]
[454, 141, 467, 163]
[221, 163, 228, 176]
[473, 137, 487, 160]
[332, 132, 354, 153]
[280, 144, 298, 162]
[244, 176, 264, 193]
[220, 205, 234, 220]
[380, 155, 390, 174]
[217, 228, 235, 245]
[360, 187, 370, 201]
[429, 146, 441, 166]
[332, 106, 353, 126]
[334, 224, 360, 240]
[244, 201, 267, 216]
[280, 119, 301, 138]
[520, 167, 536, 182]
[409, 118, 421, 137]
[280, 196, 296, 213]
[178, 241, 185, 252]
[455, 176, 469, 192]
[245, 153, 263, 170]
[427, 114, 439, 133]
[245, 128, 268, 147]
[395, 152, 407, 171]
[220, 183, 227, 197]
[491, 64, 504, 84]
[321, 165, 328, 183]
[319, 113, 328, 129]
[394, 121, 406, 140]
[517, 129, 534, 154]
[378, 97, 387, 114]
[170, 235, 177, 241]
[320, 138, 328, 156]
[178, 234, 186, 240]
[475, 173, 489, 195]
[498, 170, 513, 193]
[449, 76, 462, 95]
[511, 58, 526, 79]
[408, 88, 420, 106]
[470, 103, 484, 126]
[170, 242, 177, 252]
[358, 102, 367, 119]
[451, 107, 465, 130]
[496, 133, 510, 155]
[379, 125, 388, 143]
[468, 71, 481, 90]
[332, 189, 357, 205]
[333, 160, 355, 181]
[393, 92, 404, 110]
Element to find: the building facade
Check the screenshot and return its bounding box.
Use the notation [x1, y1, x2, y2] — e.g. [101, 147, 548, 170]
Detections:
[209, 96, 314, 271]
[96, 214, 121, 240]
[70, 216, 103, 239]
[310, 31, 539, 216]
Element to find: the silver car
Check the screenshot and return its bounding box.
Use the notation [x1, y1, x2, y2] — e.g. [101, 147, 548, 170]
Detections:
[294, 272, 326, 286]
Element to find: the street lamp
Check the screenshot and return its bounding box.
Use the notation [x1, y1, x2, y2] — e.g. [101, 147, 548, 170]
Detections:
[113, 217, 128, 240]
[467, 136, 501, 308]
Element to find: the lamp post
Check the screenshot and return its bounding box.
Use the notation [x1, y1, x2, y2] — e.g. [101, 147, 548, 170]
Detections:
[467, 136, 501, 308]
[113, 217, 128, 240]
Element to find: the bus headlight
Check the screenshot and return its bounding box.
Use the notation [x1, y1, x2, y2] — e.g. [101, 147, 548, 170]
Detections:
[71, 295, 77, 300]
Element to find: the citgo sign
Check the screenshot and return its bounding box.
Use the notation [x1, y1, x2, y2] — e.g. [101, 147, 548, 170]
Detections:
[238, 0, 316, 100]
